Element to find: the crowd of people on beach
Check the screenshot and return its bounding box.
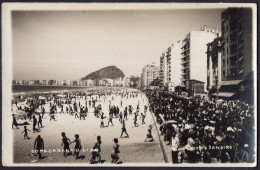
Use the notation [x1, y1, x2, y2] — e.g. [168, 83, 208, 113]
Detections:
[12, 86, 255, 164]
[145, 90, 255, 164]
[12, 88, 153, 163]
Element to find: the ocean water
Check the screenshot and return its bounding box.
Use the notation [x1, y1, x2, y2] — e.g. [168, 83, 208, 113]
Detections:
[12, 85, 90, 93]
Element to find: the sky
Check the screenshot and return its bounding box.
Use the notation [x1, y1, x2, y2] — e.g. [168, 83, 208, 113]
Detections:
[12, 9, 223, 80]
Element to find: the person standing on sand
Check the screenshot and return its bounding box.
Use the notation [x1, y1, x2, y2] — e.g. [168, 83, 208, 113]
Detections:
[12, 114, 19, 129]
[71, 134, 82, 160]
[75, 111, 79, 119]
[144, 125, 154, 142]
[119, 112, 123, 123]
[133, 113, 138, 127]
[33, 115, 38, 133]
[111, 138, 120, 163]
[140, 112, 146, 124]
[90, 136, 102, 164]
[60, 104, 64, 114]
[124, 107, 128, 120]
[41, 107, 45, 118]
[66, 106, 69, 114]
[100, 112, 105, 128]
[34, 135, 44, 160]
[85, 106, 88, 117]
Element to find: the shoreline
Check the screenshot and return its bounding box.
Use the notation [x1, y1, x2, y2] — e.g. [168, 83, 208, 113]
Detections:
[12, 85, 133, 96]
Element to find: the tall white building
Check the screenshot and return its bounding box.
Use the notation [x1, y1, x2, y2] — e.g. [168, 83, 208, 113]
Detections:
[159, 52, 167, 86]
[159, 41, 183, 91]
[167, 41, 183, 89]
[181, 25, 218, 91]
[141, 64, 159, 89]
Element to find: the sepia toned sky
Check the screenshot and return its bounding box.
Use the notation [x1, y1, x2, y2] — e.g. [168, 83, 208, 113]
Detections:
[12, 9, 223, 80]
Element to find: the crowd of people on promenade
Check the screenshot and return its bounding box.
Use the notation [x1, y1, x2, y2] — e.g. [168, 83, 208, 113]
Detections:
[12, 87, 152, 163]
[145, 90, 255, 164]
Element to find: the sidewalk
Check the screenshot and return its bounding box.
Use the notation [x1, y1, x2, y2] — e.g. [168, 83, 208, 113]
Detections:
[145, 95, 172, 164]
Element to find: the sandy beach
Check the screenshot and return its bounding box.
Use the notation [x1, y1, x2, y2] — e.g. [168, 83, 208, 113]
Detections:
[12, 90, 164, 164]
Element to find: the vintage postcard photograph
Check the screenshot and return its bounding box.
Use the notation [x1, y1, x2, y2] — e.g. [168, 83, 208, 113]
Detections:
[2, 3, 257, 167]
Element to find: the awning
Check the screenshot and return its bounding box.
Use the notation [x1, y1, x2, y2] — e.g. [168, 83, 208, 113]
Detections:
[212, 92, 236, 98]
[219, 80, 243, 86]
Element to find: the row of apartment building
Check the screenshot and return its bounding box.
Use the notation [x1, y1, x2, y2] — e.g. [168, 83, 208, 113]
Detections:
[147, 8, 253, 101]
[13, 76, 141, 88]
[12, 79, 95, 86]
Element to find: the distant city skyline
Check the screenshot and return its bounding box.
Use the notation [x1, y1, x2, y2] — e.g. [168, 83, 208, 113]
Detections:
[12, 9, 223, 80]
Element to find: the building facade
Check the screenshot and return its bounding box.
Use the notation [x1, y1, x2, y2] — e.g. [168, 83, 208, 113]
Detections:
[181, 25, 218, 93]
[141, 64, 159, 89]
[210, 8, 254, 102]
[221, 8, 253, 81]
[159, 53, 167, 87]
[168, 41, 183, 90]
[207, 35, 223, 92]
[124, 77, 130, 87]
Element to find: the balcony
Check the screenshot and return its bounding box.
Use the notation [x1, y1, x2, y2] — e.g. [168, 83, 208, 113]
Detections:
[182, 65, 190, 70]
[238, 16, 244, 23]
[238, 30, 243, 35]
[181, 72, 189, 76]
[239, 42, 244, 49]
[181, 53, 190, 60]
[239, 69, 244, 74]
[182, 59, 190, 65]
[181, 42, 190, 50]
[238, 56, 243, 62]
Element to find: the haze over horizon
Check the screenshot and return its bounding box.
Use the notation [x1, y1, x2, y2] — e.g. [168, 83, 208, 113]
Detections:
[12, 9, 223, 80]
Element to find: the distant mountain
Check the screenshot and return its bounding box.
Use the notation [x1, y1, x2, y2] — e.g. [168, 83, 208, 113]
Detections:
[81, 66, 125, 80]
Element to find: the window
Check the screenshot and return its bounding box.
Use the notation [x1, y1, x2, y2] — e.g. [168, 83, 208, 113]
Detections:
[223, 70, 226, 76]
[222, 59, 225, 67]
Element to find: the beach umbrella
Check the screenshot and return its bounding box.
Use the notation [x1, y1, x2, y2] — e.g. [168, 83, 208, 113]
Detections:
[38, 96, 46, 100]
[57, 94, 66, 98]
[13, 110, 27, 119]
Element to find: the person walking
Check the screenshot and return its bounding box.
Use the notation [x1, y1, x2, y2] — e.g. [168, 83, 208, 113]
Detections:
[21, 125, 31, 139]
[133, 113, 138, 127]
[107, 113, 114, 126]
[120, 120, 129, 138]
[38, 114, 43, 128]
[61, 132, 72, 157]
